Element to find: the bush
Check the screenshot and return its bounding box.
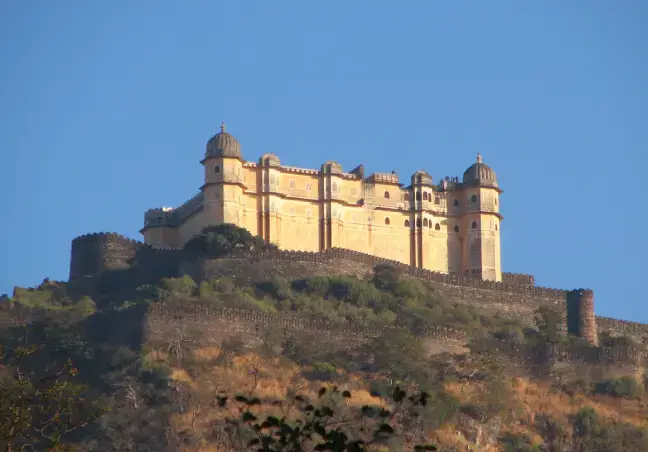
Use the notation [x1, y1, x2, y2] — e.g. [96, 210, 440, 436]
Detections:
[595, 376, 643, 399]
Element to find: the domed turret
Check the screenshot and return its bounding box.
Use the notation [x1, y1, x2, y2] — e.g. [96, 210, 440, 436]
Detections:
[411, 170, 432, 186]
[462, 153, 497, 188]
[205, 122, 242, 159]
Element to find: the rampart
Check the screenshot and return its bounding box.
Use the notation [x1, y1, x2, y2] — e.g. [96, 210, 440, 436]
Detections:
[146, 303, 648, 367]
[68, 233, 648, 344]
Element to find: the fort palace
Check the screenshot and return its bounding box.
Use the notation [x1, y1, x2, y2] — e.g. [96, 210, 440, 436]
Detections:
[141, 123, 503, 281]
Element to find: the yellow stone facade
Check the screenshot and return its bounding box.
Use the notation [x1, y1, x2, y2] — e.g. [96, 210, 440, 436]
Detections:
[142, 124, 504, 281]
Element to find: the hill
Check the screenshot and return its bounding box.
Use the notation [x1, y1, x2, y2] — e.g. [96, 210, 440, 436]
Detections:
[2, 224, 648, 451]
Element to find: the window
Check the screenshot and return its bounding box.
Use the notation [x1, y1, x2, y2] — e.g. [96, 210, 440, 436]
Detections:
[423, 192, 428, 201]
[332, 182, 338, 192]
[306, 182, 312, 190]
[435, 223, 441, 231]
[289, 179, 296, 188]
[453, 199, 459, 207]
[307, 209, 312, 218]
[423, 218, 429, 227]
[384, 191, 390, 199]
[472, 221, 477, 229]
[434, 196, 440, 205]
[454, 225, 460, 233]
[416, 219, 422, 228]
[214, 165, 220, 173]
[416, 192, 421, 201]
[495, 198, 498, 205]
[495, 224, 498, 231]
[404, 219, 410, 227]
[471, 194, 477, 203]
[404, 192, 410, 201]
[385, 217, 390, 225]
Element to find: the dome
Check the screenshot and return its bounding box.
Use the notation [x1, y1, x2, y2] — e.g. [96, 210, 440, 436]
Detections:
[205, 122, 242, 159]
[462, 153, 498, 187]
[411, 170, 432, 186]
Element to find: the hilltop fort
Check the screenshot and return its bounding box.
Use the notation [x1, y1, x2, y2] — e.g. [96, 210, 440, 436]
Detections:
[66, 123, 648, 350]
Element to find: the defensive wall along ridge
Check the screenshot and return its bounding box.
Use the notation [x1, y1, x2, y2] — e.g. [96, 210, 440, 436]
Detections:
[146, 303, 648, 367]
[69, 232, 648, 344]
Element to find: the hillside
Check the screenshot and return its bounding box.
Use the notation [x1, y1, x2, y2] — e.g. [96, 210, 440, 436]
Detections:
[2, 225, 648, 451]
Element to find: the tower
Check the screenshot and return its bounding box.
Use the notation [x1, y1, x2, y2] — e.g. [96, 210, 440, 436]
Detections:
[566, 289, 599, 346]
[201, 122, 245, 228]
[460, 153, 503, 281]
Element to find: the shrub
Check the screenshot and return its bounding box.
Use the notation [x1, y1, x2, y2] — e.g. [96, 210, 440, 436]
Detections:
[595, 376, 643, 399]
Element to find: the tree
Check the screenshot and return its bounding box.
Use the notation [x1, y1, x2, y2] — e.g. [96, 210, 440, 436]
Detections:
[184, 224, 276, 258]
[0, 344, 101, 451]
[533, 306, 563, 343]
[216, 386, 437, 451]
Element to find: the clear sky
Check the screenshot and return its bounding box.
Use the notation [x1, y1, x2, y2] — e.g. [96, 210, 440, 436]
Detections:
[1, 2, 647, 322]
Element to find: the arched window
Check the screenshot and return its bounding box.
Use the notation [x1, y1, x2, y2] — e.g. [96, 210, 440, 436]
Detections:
[434, 196, 440, 205]
[214, 165, 220, 173]
[416, 219, 422, 228]
[423, 218, 429, 227]
[471, 194, 477, 203]
[454, 225, 460, 233]
[495, 224, 498, 231]
[385, 217, 390, 225]
[384, 191, 390, 199]
[404, 219, 410, 227]
[416, 192, 421, 201]
[404, 192, 410, 201]
[471, 221, 477, 229]
[453, 199, 459, 207]
[423, 192, 428, 201]
[434, 223, 440, 231]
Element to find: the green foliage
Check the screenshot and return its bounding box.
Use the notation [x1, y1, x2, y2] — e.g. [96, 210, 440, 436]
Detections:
[533, 306, 563, 343]
[0, 344, 103, 451]
[217, 386, 437, 451]
[184, 223, 276, 258]
[571, 406, 648, 451]
[500, 432, 541, 452]
[594, 376, 643, 399]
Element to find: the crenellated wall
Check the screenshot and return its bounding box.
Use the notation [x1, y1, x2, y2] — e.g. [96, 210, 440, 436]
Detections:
[68, 232, 648, 345]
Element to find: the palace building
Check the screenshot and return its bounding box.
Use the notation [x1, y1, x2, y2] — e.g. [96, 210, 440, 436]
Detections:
[141, 123, 503, 281]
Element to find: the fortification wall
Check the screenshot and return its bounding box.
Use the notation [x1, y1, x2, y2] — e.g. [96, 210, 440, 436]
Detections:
[145, 304, 648, 367]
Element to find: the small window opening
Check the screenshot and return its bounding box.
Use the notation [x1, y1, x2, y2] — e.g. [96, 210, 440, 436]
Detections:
[454, 225, 460, 233]
[434, 197, 440, 205]
[404, 219, 410, 227]
[416, 192, 421, 201]
[423, 192, 428, 201]
[453, 199, 459, 207]
[416, 219, 422, 228]
[423, 218, 429, 227]
[384, 191, 390, 199]
[404, 192, 410, 201]
[214, 165, 220, 173]
[471, 221, 477, 229]
[434, 223, 441, 231]
[471, 194, 477, 203]
[385, 217, 390, 225]
[495, 224, 498, 231]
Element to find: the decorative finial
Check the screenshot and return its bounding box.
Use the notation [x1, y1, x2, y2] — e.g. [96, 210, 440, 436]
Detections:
[220, 121, 226, 133]
[476, 152, 483, 163]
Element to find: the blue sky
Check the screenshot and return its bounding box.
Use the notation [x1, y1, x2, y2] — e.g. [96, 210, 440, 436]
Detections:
[1, 2, 647, 322]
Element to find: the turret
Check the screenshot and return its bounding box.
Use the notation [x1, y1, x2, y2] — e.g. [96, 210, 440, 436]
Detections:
[567, 289, 599, 346]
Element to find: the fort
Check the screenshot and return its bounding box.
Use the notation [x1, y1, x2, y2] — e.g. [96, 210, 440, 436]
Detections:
[64, 123, 648, 352]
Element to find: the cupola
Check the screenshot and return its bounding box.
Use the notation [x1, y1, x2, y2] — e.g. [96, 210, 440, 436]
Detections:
[205, 122, 242, 159]
[462, 153, 498, 188]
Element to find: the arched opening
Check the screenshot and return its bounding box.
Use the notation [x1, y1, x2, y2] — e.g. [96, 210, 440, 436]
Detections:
[495, 224, 498, 231]
[416, 219, 422, 228]
[472, 221, 477, 229]
[416, 192, 421, 201]
[423, 192, 428, 201]
[384, 191, 390, 199]
[214, 165, 220, 173]
[471, 194, 477, 203]
[385, 217, 390, 225]
[404, 219, 410, 227]
[453, 199, 459, 207]
[434, 223, 440, 231]
[404, 192, 410, 201]
[423, 218, 429, 227]
[434, 196, 440, 205]
[454, 225, 460, 233]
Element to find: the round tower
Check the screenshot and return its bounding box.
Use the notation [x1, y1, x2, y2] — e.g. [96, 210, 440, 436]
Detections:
[566, 289, 598, 346]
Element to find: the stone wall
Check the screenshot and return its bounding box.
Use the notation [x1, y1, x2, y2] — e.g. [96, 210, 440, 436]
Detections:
[69, 233, 648, 343]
